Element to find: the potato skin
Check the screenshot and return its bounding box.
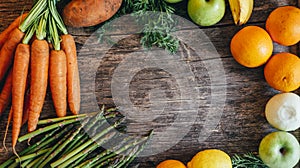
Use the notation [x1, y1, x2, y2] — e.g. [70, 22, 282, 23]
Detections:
[63, 0, 123, 27]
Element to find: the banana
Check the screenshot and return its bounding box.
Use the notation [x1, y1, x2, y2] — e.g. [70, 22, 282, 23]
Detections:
[229, 0, 254, 25]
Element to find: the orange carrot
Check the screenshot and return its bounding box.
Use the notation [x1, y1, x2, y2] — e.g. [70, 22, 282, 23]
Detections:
[0, 13, 28, 49]
[61, 34, 80, 115]
[0, 28, 25, 83]
[28, 39, 49, 132]
[3, 107, 13, 151]
[0, 69, 12, 116]
[21, 72, 30, 125]
[22, 89, 30, 125]
[11, 43, 30, 148]
[49, 49, 67, 117]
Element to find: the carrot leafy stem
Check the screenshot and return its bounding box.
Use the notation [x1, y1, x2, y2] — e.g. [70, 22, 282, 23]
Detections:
[36, 9, 49, 40]
[19, 0, 47, 33]
[19, 0, 68, 49]
[48, 16, 61, 50]
[22, 23, 36, 44]
[48, 0, 68, 35]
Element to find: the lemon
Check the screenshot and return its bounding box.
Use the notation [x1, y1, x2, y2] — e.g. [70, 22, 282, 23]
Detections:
[187, 149, 232, 168]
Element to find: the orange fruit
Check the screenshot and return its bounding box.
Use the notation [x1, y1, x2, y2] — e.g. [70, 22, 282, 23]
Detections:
[264, 52, 300, 92]
[266, 6, 300, 46]
[157, 159, 187, 168]
[187, 149, 232, 168]
[230, 26, 273, 68]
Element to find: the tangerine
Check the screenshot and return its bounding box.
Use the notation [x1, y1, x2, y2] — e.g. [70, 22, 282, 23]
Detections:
[230, 26, 273, 68]
[264, 52, 300, 92]
[266, 6, 300, 46]
[157, 159, 186, 168]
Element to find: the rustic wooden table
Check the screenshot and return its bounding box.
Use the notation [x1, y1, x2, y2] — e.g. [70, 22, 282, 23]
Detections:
[0, 0, 300, 167]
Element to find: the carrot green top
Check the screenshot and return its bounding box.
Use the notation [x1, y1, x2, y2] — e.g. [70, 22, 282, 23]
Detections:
[19, 0, 68, 50]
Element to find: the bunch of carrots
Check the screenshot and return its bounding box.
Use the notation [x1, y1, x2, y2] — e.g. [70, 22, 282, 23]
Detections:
[0, 0, 80, 154]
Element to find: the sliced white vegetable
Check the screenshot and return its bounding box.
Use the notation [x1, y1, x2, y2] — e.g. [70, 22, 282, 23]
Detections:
[265, 92, 300, 131]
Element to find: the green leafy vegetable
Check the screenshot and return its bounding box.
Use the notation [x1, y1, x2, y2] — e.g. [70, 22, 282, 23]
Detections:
[231, 153, 269, 168]
[98, 0, 182, 53]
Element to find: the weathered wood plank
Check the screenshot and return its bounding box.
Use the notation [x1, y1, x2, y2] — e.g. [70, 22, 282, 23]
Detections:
[0, 1, 32, 32]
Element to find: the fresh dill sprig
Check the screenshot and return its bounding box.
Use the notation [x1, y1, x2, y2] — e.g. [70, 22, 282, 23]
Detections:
[141, 20, 179, 53]
[231, 153, 269, 168]
[97, 0, 180, 53]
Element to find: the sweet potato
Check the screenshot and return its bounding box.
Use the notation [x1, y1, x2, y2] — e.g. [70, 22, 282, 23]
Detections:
[62, 0, 123, 27]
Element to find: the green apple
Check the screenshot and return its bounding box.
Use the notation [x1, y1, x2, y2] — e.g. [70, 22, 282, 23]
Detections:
[265, 93, 300, 131]
[188, 0, 226, 26]
[164, 0, 183, 3]
[259, 131, 300, 168]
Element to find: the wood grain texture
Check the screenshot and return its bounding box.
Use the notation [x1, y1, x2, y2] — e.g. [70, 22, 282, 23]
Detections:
[0, 0, 300, 167]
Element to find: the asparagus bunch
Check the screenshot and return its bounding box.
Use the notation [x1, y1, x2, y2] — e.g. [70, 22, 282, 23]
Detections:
[0, 108, 151, 168]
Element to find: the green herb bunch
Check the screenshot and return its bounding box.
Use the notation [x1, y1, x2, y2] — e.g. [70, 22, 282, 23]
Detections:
[98, 0, 182, 53]
[232, 153, 269, 168]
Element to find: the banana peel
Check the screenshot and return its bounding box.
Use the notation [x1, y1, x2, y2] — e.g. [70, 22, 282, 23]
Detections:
[229, 0, 254, 25]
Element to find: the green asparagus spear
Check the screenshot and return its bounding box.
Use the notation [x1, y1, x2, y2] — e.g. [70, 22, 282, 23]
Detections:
[70, 152, 90, 167]
[80, 135, 134, 168]
[25, 154, 44, 168]
[58, 131, 117, 168]
[21, 127, 60, 154]
[60, 111, 107, 155]
[20, 158, 33, 167]
[61, 133, 89, 156]
[37, 113, 91, 125]
[114, 145, 140, 168]
[15, 148, 50, 163]
[50, 120, 121, 168]
[0, 127, 60, 168]
[18, 118, 81, 142]
[117, 131, 153, 168]
[39, 117, 92, 166]
[35, 125, 80, 168]
[95, 155, 122, 168]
